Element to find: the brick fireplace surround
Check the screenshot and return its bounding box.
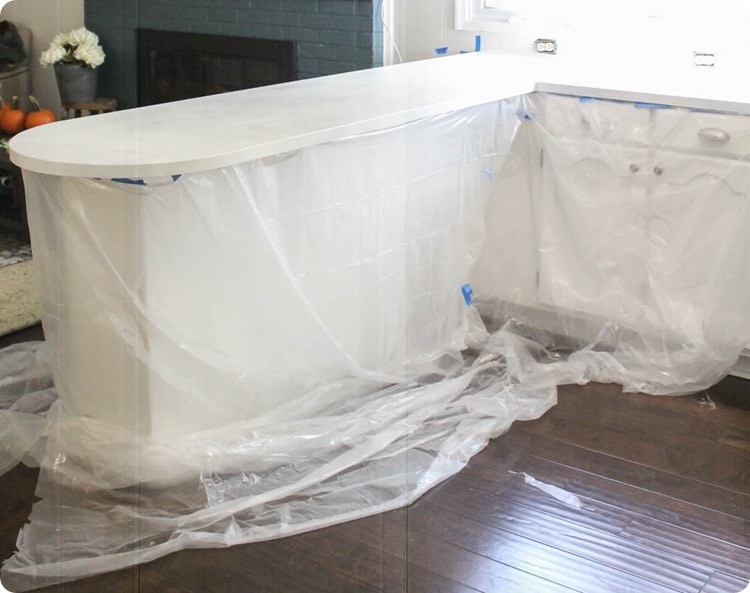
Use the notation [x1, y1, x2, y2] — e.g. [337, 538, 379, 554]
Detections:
[85, 0, 383, 109]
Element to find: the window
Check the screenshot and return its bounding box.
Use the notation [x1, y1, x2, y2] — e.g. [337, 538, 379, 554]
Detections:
[455, 0, 523, 30]
[455, 0, 571, 29]
[457, 0, 691, 30]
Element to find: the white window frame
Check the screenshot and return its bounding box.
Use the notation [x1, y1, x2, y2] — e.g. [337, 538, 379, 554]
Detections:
[457, 0, 682, 30]
[455, 0, 521, 30]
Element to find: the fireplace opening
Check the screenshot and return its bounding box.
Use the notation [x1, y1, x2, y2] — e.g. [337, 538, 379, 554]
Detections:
[137, 29, 296, 106]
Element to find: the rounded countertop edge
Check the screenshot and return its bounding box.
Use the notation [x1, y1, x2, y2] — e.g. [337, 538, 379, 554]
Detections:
[7, 100, 496, 178]
[8, 52, 535, 179]
[9, 99, 536, 178]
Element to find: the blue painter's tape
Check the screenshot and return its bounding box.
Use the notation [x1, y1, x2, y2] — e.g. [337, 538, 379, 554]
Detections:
[110, 174, 182, 186]
[475, 35, 482, 52]
[111, 177, 146, 185]
[461, 283, 474, 306]
[434, 46, 448, 55]
[634, 102, 670, 109]
[578, 96, 670, 110]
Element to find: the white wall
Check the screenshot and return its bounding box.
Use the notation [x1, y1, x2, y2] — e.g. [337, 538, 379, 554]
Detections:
[1, 0, 84, 114]
[389, 0, 749, 72]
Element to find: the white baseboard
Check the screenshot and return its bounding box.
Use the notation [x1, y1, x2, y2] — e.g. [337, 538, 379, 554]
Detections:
[731, 350, 750, 380]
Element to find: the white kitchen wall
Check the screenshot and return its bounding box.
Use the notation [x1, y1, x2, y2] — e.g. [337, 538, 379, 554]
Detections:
[1, 0, 84, 114]
[388, 0, 749, 72]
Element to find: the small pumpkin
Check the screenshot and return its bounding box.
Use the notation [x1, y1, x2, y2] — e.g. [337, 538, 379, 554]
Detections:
[26, 95, 56, 129]
[1, 96, 26, 135]
[0, 95, 10, 130]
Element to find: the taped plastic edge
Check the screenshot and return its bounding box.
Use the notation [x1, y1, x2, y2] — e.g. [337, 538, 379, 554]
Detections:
[462, 283, 474, 306]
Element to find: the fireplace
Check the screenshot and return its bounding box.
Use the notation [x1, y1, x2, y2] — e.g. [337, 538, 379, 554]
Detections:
[137, 29, 296, 106]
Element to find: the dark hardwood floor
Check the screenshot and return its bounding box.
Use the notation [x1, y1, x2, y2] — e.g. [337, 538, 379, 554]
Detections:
[1, 324, 748, 592]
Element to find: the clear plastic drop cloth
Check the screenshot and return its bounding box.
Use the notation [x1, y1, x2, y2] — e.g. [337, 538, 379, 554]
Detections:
[473, 92, 750, 394]
[1, 93, 748, 591]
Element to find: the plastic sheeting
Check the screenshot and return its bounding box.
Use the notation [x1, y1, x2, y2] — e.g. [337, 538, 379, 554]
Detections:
[1, 93, 748, 590]
[473, 92, 750, 393]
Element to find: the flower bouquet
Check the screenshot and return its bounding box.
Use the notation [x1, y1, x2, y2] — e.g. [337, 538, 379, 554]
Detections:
[40, 27, 105, 69]
[40, 27, 105, 104]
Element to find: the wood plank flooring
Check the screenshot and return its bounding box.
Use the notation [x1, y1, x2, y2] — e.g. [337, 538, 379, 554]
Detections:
[1, 324, 748, 593]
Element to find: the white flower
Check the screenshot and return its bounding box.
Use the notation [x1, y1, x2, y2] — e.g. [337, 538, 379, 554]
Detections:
[39, 45, 66, 66]
[73, 44, 105, 68]
[39, 26, 105, 68]
[51, 32, 68, 47]
[68, 27, 99, 48]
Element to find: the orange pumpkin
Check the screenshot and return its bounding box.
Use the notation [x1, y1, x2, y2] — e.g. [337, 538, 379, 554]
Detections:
[1, 96, 26, 135]
[26, 95, 56, 129]
[0, 96, 10, 131]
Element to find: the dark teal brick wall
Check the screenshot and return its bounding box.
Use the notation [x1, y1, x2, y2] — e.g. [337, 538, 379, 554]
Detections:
[86, 0, 382, 109]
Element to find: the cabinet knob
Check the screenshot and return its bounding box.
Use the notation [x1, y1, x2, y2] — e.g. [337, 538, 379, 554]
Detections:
[698, 127, 731, 144]
[629, 164, 640, 174]
[653, 166, 664, 176]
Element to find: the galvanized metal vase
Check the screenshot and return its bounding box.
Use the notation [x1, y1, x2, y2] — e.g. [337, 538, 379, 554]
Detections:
[55, 63, 98, 104]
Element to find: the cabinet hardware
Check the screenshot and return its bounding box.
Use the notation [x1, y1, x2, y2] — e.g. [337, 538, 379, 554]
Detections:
[629, 164, 640, 174]
[698, 127, 730, 144]
[653, 166, 664, 176]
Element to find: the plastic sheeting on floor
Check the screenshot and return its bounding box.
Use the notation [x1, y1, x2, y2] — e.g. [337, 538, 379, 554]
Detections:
[1, 94, 749, 591]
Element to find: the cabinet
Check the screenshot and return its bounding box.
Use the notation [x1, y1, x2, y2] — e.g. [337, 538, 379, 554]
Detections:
[535, 94, 750, 342]
[473, 93, 750, 353]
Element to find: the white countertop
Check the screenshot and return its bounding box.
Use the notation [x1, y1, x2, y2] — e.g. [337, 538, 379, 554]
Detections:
[10, 52, 750, 178]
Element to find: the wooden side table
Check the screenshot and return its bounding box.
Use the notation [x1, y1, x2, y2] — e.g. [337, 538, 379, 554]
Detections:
[62, 98, 118, 119]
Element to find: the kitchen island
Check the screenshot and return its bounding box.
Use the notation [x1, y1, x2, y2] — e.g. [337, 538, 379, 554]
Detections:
[3, 50, 750, 591]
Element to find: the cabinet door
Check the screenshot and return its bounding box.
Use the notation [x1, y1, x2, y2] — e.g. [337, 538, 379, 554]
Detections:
[536, 138, 651, 322]
[646, 152, 750, 340]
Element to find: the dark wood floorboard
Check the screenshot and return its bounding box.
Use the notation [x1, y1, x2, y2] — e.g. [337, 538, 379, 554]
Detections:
[1, 325, 748, 592]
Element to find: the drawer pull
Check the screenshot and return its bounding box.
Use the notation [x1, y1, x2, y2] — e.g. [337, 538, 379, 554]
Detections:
[629, 163, 640, 174]
[698, 127, 731, 144]
[653, 166, 664, 176]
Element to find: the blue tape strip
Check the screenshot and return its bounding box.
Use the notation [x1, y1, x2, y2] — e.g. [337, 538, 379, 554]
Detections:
[578, 96, 670, 110]
[475, 35, 482, 52]
[111, 177, 146, 185]
[461, 283, 474, 306]
[110, 175, 182, 185]
[434, 46, 448, 55]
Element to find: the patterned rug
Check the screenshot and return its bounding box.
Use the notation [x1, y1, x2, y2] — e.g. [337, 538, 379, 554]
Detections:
[0, 236, 40, 336]
[0, 235, 32, 268]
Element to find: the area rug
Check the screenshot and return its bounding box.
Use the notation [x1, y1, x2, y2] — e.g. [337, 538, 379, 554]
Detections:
[0, 236, 40, 336]
[0, 234, 32, 267]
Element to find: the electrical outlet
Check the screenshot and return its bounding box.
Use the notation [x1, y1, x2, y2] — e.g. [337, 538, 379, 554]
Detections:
[693, 52, 716, 67]
[535, 39, 557, 54]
